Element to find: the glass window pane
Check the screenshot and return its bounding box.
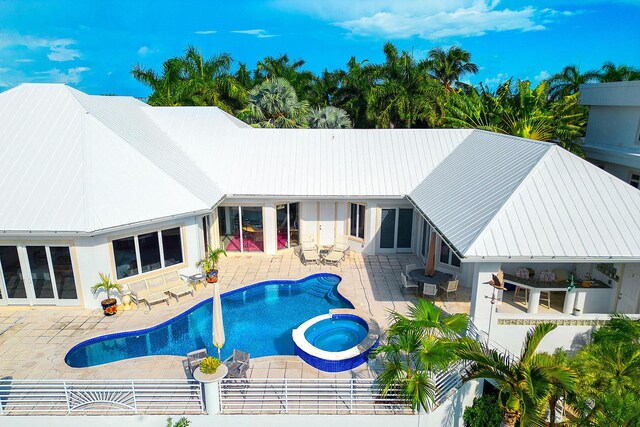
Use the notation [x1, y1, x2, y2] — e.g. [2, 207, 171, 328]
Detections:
[0, 246, 26, 299]
[241, 207, 264, 252]
[349, 203, 358, 237]
[202, 216, 210, 253]
[50, 247, 77, 300]
[113, 237, 138, 279]
[379, 209, 396, 249]
[439, 240, 450, 264]
[276, 204, 288, 249]
[357, 204, 366, 239]
[26, 246, 54, 299]
[139, 232, 161, 273]
[289, 203, 299, 247]
[219, 206, 241, 252]
[452, 253, 461, 268]
[162, 228, 183, 267]
[397, 209, 413, 248]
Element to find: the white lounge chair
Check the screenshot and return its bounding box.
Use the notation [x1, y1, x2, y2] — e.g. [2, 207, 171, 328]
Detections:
[300, 240, 320, 265]
[400, 273, 419, 295]
[322, 250, 344, 267]
[333, 235, 350, 258]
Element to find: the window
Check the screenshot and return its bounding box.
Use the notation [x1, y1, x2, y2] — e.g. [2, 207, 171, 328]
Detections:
[276, 202, 300, 250]
[349, 203, 366, 240]
[439, 239, 461, 268]
[630, 173, 639, 189]
[113, 227, 183, 279]
[26, 246, 54, 299]
[50, 247, 78, 300]
[0, 246, 27, 299]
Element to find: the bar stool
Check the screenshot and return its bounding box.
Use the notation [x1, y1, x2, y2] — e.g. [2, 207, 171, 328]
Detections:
[513, 286, 528, 304]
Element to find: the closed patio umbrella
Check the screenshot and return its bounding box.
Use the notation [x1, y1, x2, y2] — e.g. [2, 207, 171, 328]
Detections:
[212, 282, 225, 359]
[425, 232, 437, 276]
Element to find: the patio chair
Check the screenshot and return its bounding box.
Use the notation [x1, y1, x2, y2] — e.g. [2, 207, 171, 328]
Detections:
[322, 249, 344, 267]
[224, 349, 251, 378]
[405, 264, 418, 276]
[438, 279, 459, 301]
[513, 286, 529, 304]
[300, 239, 320, 265]
[422, 283, 438, 301]
[186, 348, 209, 373]
[400, 273, 419, 295]
[333, 235, 350, 258]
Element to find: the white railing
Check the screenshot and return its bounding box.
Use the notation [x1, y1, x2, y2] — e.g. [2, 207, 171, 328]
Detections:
[0, 379, 204, 416]
[219, 378, 412, 414]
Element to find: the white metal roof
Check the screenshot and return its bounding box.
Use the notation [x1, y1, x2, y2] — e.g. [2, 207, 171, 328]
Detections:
[150, 124, 470, 197]
[1, 84, 639, 261]
[0, 84, 221, 233]
[409, 131, 640, 261]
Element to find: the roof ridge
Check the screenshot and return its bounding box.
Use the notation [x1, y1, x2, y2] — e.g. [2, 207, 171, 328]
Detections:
[462, 144, 558, 257]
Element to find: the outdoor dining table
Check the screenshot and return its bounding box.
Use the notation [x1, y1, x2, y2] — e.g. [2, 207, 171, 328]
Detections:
[408, 269, 452, 295]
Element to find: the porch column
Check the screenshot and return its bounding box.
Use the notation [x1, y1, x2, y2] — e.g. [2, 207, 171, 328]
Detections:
[469, 262, 502, 338]
[563, 290, 577, 315]
[527, 290, 541, 314]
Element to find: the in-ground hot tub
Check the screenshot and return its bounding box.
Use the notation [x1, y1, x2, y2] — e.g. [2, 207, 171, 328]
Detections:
[292, 310, 380, 372]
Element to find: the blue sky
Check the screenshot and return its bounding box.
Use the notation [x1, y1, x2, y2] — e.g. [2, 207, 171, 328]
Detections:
[0, 0, 639, 97]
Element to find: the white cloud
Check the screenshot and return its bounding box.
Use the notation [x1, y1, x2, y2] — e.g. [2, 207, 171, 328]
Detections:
[137, 46, 158, 57]
[231, 29, 278, 38]
[35, 66, 90, 85]
[47, 45, 80, 61]
[0, 67, 10, 73]
[333, 1, 559, 40]
[534, 70, 550, 81]
[484, 72, 509, 86]
[0, 32, 80, 62]
[194, 30, 217, 35]
[15, 58, 34, 63]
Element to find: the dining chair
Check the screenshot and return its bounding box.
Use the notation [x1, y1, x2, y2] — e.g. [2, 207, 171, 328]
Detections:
[405, 263, 418, 276]
[400, 273, 419, 295]
[422, 284, 438, 301]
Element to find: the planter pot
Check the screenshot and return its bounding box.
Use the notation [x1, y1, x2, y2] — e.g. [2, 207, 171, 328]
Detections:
[206, 269, 219, 284]
[101, 298, 118, 316]
[573, 308, 582, 316]
[193, 364, 228, 383]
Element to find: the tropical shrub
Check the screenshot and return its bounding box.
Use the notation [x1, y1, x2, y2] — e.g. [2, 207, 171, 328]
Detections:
[463, 394, 503, 427]
[199, 356, 221, 375]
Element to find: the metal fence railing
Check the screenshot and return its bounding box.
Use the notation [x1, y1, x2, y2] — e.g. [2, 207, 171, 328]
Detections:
[0, 379, 204, 416]
[219, 378, 412, 415]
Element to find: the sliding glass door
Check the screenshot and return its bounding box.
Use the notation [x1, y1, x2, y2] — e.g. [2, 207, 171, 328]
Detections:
[378, 208, 414, 253]
[0, 245, 78, 306]
[217, 206, 264, 253]
[276, 202, 299, 250]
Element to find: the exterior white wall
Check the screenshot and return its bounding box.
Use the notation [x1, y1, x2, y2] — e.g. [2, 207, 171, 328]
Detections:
[469, 262, 502, 336]
[584, 106, 640, 148]
[419, 380, 482, 427]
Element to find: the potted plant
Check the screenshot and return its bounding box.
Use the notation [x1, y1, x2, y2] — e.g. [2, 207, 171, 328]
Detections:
[91, 272, 123, 316]
[193, 355, 228, 383]
[199, 356, 221, 375]
[196, 246, 227, 284]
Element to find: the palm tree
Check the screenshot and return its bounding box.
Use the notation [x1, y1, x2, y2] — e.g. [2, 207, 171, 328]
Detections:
[255, 54, 315, 100]
[445, 84, 504, 133]
[307, 106, 352, 129]
[537, 349, 571, 427]
[307, 69, 341, 107]
[132, 57, 184, 105]
[372, 299, 468, 413]
[367, 42, 444, 128]
[333, 57, 377, 128]
[458, 323, 577, 427]
[425, 46, 479, 92]
[598, 61, 640, 82]
[500, 80, 556, 141]
[547, 65, 600, 100]
[239, 78, 309, 128]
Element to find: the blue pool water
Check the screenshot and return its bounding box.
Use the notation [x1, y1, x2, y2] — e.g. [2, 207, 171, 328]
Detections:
[304, 316, 369, 352]
[65, 274, 351, 368]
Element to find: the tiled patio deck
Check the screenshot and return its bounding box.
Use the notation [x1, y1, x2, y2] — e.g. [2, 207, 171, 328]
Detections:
[0, 252, 471, 381]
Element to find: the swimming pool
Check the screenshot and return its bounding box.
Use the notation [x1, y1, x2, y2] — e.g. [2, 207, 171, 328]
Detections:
[304, 317, 368, 352]
[65, 273, 351, 368]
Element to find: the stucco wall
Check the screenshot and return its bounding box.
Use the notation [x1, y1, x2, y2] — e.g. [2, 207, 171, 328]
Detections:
[585, 106, 640, 147]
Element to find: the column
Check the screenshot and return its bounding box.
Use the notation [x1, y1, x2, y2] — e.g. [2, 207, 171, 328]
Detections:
[469, 262, 502, 337]
[194, 364, 228, 415]
[563, 290, 577, 315]
[527, 289, 541, 314]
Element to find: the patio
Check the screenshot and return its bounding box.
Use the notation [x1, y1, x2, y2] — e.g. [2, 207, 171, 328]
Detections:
[0, 252, 471, 381]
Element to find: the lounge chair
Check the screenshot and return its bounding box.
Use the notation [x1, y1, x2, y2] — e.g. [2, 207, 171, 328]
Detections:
[400, 273, 418, 295]
[301, 241, 320, 265]
[126, 279, 170, 309]
[322, 250, 344, 267]
[333, 235, 350, 258]
[186, 348, 209, 373]
[224, 349, 250, 378]
[162, 272, 194, 302]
